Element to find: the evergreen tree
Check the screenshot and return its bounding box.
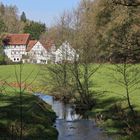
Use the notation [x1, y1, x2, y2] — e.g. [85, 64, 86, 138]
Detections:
[24, 21, 46, 40]
[0, 35, 5, 65]
[0, 3, 5, 15]
[0, 18, 6, 33]
[20, 11, 26, 22]
[0, 46, 5, 65]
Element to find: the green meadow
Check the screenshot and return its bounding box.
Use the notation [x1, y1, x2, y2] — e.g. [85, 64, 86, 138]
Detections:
[0, 63, 140, 111]
[91, 64, 140, 112]
[0, 64, 42, 93]
[0, 64, 140, 139]
[0, 64, 40, 83]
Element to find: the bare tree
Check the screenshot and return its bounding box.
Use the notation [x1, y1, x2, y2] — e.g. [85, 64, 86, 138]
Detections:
[70, 59, 101, 110]
[41, 11, 75, 102]
[68, 1, 102, 111]
[13, 62, 39, 139]
[111, 60, 140, 117]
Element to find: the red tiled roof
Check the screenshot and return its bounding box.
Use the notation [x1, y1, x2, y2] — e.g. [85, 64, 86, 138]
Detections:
[4, 34, 30, 45]
[27, 40, 38, 52]
[43, 39, 54, 51]
[27, 40, 54, 52]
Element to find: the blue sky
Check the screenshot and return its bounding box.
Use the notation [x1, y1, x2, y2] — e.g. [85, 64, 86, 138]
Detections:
[1, 0, 80, 27]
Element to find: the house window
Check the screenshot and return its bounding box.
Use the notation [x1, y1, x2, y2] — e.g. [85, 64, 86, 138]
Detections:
[17, 58, 19, 61]
[14, 58, 16, 61]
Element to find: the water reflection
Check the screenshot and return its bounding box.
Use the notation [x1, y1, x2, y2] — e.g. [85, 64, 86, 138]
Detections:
[35, 93, 80, 121]
[52, 101, 80, 121]
[56, 119, 113, 140]
[35, 93, 116, 140]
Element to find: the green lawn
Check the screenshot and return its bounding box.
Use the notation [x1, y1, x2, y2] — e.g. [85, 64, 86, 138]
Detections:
[0, 64, 43, 93]
[0, 63, 140, 111]
[91, 64, 140, 111]
[0, 64, 39, 82]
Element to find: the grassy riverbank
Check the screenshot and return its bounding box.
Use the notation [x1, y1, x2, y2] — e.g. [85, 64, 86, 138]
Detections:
[0, 64, 140, 139]
[41, 63, 140, 140]
[0, 92, 58, 140]
[88, 64, 140, 140]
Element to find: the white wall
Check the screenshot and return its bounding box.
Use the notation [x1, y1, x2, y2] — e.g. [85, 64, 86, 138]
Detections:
[55, 42, 78, 63]
[4, 45, 26, 62]
[28, 41, 48, 64]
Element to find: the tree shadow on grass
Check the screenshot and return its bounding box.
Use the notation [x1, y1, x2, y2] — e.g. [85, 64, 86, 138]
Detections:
[90, 93, 140, 137]
[0, 94, 58, 140]
[94, 93, 121, 113]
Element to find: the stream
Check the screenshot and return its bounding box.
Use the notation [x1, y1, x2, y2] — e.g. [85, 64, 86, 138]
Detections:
[35, 93, 117, 140]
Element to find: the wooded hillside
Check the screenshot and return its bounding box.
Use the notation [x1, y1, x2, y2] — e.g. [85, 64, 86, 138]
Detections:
[47, 0, 140, 63]
[0, 3, 46, 40]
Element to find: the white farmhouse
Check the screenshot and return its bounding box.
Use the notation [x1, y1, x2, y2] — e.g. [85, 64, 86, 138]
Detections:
[26, 40, 56, 64]
[43, 40, 56, 63]
[3, 34, 30, 62]
[55, 41, 78, 63]
[3, 34, 77, 64]
[26, 40, 48, 64]
[3, 33, 56, 64]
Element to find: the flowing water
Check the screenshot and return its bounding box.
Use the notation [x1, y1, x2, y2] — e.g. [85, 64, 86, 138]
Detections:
[36, 93, 118, 140]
